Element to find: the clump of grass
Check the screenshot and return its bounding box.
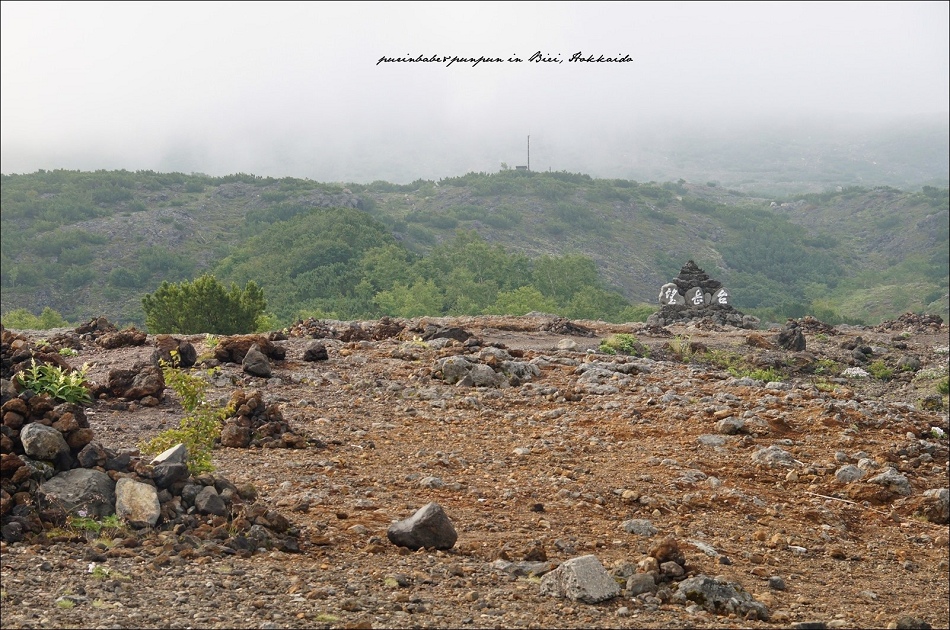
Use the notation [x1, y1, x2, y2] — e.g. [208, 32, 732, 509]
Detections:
[737, 367, 785, 382]
[598, 333, 648, 357]
[665, 335, 694, 362]
[867, 360, 893, 381]
[812, 358, 840, 376]
[67, 513, 124, 535]
[700, 349, 786, 382]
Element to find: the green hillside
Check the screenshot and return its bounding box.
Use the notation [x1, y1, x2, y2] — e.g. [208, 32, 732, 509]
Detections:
[1, 169, 947, 328]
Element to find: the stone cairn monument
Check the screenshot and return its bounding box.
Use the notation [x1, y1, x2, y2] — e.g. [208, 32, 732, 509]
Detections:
[646, 260, 760, 329]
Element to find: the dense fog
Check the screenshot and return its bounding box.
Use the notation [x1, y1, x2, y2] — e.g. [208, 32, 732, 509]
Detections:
[2, 2, 947, 184]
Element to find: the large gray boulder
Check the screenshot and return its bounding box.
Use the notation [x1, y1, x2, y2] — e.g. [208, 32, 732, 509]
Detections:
[868, 468, 912, 496]
[387, 502, 458, 550]
[539, 554, 620, 604]
[37, 469, 116, 518]
[115, 478, 161, 528]
[195, 485, 228, 516]
[20, 423, 70, 461]
[674, 574, 769, 620]
[242, 344, 272, 378]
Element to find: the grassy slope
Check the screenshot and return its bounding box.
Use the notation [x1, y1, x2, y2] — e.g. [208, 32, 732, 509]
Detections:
[1, 172, 947, 326]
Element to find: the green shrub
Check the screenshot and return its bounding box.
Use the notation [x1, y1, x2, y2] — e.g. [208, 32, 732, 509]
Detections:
[142, 274, 266, 334]
[138, 357, 232, 475]
[868, 360, 893, 381]
[812, 358, 840, 376]
[15, 360, 92, 405]
[1, 307, 71, 330]
[937, 376, 949, 395]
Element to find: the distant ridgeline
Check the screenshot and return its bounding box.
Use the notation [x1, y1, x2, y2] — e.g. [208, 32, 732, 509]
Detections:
[647, 261, 760, 329]
[0, 169, 946, 327]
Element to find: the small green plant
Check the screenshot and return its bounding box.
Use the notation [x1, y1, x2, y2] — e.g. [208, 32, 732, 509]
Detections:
[15, 360, 93, 405]
[702, 349, 742, 370]
[59, 347, 79, 357]
[740, 367, 785, 382]
[813, 358, 839, 376]
[138, 358, 233, 474]
[938, 376, 949, 396]
[702, 349, 786, 382]
[68, 512, 124, 534]
[204, 334, 220, 350]
[56, 598, 76, 609]
[35, 339, 51, 349]
[868, 360, 893, 381]
[89, 564, 111, 579]
[86, 563, 130, 581]
[598, 333, 647, 357]
[666, 335, 694, 362]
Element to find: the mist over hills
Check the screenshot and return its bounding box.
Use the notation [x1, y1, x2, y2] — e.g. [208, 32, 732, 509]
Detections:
[3, 116, 947, 197]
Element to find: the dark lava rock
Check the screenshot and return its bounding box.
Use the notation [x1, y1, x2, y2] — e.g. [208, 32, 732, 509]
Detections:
[387, 502, 458, 550]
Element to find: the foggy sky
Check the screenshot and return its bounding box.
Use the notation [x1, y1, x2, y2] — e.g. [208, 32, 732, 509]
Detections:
[2, 1, 948, 183]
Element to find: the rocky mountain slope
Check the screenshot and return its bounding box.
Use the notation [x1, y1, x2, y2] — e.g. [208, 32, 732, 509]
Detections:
[1, 312, 948, 629]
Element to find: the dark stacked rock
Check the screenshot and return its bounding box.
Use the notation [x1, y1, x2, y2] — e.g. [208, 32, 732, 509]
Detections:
[672, 260, 723, 296]
[1, 327, 300, 553]
[776, 320, 807, 351]
[96, 327, 148, 349]
[1, 326, 74, 381]
[74, 316, 118, 341]
[647, 261, 759, 329]
[540, 318, 595, 337]
[219, 390, 309, 449]
[214, 334, 285, 364]
[873, 312, 945, 334]
[288, 316, 406, 342]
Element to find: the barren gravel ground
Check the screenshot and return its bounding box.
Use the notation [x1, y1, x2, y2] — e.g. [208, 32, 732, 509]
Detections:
[2, 315, 948, 629]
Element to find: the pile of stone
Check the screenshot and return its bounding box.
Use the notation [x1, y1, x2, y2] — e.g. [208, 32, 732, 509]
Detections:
[1, 387, 300, 551]
[1, 331, 300, 552]
[74, 316, 118, 341]
[213, 334, 286, 364]
[4, 318, 147, 363]
[794, 315, 839, 336]
[646, 261, 759, 329]
[435, 345, 541, 388]
[539, 317, 596, 337]
[1, 326, 74, 382]
[288, 316, 406, 342]
[219, 389, 309, 449]
[873, 312, 945, 334]
[91, 362, 166, 407]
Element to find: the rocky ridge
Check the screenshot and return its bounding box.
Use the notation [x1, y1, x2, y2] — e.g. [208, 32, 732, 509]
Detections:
[1, 312, 948, 629]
